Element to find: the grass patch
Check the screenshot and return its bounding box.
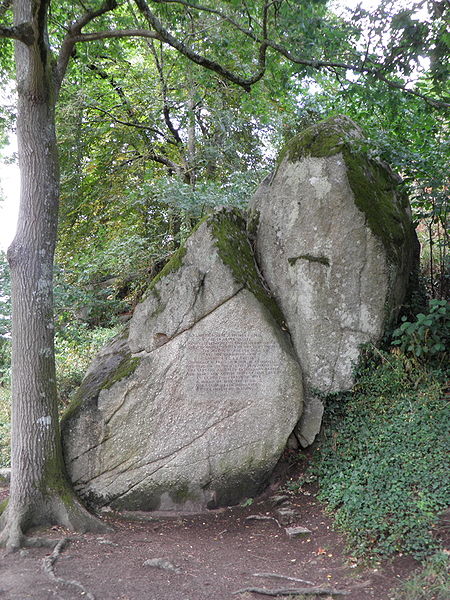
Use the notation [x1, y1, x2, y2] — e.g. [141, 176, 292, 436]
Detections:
[392, 551, 450, 600]
[312, 349, 449, 559]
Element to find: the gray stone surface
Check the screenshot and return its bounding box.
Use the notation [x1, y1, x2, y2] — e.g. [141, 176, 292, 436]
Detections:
[249, 115, 418, 447]
[285, 526, 311, 538]
[275, 507, 298, 525]
[62, 209, 303, 511]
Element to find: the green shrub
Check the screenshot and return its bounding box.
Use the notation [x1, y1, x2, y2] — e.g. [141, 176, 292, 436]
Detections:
[55, 323, 120, 407]
[313, 350, 449, 558]
[391, 299, 449, 373]
[0, 387, 11, 468]
[0, 324, 117, 468]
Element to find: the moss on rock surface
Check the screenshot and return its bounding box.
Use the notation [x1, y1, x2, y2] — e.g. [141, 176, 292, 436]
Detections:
[279, 114, 361, 163]
[61, 329, 131, 424]
[101, 355, 141, 390]
[279, 115, 415, 264]
[210, 208, 286, 328]
[147, 246, 187, 292]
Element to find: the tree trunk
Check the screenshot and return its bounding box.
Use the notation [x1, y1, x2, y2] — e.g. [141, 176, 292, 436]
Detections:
[0, 0, 106, 550]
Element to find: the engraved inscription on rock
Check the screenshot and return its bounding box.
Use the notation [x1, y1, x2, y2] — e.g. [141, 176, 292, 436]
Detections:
[189, 332, 278, 395]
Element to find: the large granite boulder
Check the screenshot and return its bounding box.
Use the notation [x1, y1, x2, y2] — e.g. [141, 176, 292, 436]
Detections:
[249, 115, 419, 447]
[62, 209, 303, 511]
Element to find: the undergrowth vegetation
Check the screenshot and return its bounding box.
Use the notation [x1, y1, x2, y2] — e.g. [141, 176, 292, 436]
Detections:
[392, 298, 449, 371]
[0, 322, 119, 467]
[392, 551, 450, 600]
[55, 323, 120, 407]
[313, 348, 449, 559]
[0, 387, 10, 468]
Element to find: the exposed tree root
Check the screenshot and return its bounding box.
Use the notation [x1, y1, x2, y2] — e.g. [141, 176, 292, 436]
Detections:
[25, 537, 61, 548]
[234, 586, 350, 596]
[43, 537, 96, 600]
[0, 514, 24, 553]
[253, 572, 315, 586]
[0, 492, 111, 551]
[0, 519, 70, 553]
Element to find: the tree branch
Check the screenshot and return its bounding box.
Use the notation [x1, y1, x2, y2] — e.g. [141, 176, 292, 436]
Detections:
[70, 0, 118, 33]
[85, 61, 185, 175]
[143, 151, 182, 172]
[0, 22, 33, 44]
[134, 0, 448, 109]
[134, 0, 264, 91]
[56, 0, 119, 95]
[263, 39, 450, 109]
[69, 28, 162, 43]
[88, 104, 176, 144]
[147, 0, 260, 42]
[147, 41, 183, 145]
[86, 62, 159, 150]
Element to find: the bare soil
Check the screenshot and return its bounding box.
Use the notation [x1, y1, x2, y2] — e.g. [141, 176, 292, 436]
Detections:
[0, 464, 420, 600]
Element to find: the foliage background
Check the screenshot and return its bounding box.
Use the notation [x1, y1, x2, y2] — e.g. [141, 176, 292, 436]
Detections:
[0, 2, 448, 586]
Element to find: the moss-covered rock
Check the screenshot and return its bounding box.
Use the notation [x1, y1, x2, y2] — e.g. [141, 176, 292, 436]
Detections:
[249, 114, 419, 447]
[278, 115, 416, 265]
[147, 245, 187, 292]
[101, 355, 141, 391]
[63, 207, 303, 513]
[61, 329, 130, 424]
[278, 114, 362, 163]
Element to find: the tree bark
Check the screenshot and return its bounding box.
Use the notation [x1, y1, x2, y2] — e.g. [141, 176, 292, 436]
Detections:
[0, 0, 106, 551]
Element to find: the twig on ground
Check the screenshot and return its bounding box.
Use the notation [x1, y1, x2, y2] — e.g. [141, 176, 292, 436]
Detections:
[253, 572, 315, 585]
[233, 586, 350, 596]
[42, 537, 96, 600]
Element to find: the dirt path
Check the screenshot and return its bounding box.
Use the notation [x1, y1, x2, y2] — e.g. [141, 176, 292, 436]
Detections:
[0, 478, 418, 600]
